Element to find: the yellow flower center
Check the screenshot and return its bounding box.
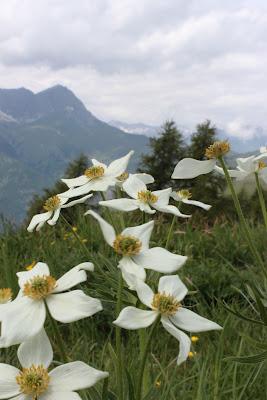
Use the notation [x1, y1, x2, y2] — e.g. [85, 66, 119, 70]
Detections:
[137, 190, 158, 204]
[151, 292, 180, 315]
[117, 172, 129, 182]
[258, 161, 267, 170]
[16, 365, 50, 398]
[113, 234, 142, 256]
[84, 166, 105, 179]
[188, 351, 197, 358]
[205, 141, 230, 159]
[191, 335, 199, 343]
[43, 196, 61, 211]
[0, 288, 13, 304]
[177, 189, 192, 200]
[23, 275, 57, 300]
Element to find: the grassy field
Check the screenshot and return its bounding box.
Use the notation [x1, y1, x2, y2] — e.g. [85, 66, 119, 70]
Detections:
[0, 210, 266, 399]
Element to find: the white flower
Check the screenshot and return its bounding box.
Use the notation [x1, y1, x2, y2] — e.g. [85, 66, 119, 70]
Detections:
[170, 189, 211, 211]
[61, 151, 134, 197]
[85, 210, 187, 289]
[172, 157, 217, 179]
[99, 175, 190, 217]
[0, 262, 102, 348]
[215, 155, 267, 183]
[27, 192, 92, 232]
[114, 275, 222, 365]
[116, 172, 154, 188]
[0, 329, 108, 400]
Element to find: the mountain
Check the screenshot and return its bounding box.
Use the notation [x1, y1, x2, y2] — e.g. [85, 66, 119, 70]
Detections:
[109, 121, 159, 137]
[0, 85, 149, 223]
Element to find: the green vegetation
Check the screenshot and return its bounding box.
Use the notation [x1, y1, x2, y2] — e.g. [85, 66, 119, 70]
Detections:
[0, 210, 266, 399]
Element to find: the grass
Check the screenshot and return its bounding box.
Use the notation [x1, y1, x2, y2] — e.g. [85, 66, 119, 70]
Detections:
[0, 209, 266, 399]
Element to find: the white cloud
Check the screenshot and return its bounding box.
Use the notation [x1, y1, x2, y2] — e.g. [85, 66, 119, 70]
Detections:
[0, 0, 267, 135]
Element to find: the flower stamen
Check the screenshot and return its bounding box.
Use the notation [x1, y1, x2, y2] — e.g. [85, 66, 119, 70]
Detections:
[258, 161, 267, 170]
[43, 196, 61, 211]
[117, 172, 129, 182]
[0, 288, 13, 304]
[152, 292, 180, 315]
[113, 234, 142, 256]
[177, 189, 192, 200]
[84, 166, 105, 179]
[16, 365, 50, 397]
[137, 190, 158, 204]
[205, 141, 230, 159]
[23, 275, 57, 300]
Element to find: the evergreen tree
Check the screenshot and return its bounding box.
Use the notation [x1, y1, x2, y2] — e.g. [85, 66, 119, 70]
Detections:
[138, 120, 187, 189]
[186, 120, 225, 205]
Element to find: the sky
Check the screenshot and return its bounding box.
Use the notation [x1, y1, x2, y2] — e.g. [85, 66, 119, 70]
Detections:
[0, 0, 267, 137]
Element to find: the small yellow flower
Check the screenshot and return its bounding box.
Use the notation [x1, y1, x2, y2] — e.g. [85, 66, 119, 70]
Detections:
[82, 239, 88, 243]
[25, 261, 37, 271]
[72, 226, 78, 232]
[0, 288, 13, 304]
[188, 351, 197, 358]
[191, 335, 199, 343]
[155, 380, 161, 388]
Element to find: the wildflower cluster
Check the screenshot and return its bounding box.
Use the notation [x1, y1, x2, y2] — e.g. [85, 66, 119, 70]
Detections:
[2, 144, 265, 400]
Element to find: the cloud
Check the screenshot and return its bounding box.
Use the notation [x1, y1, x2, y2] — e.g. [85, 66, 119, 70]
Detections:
[0, 0, 267, 134]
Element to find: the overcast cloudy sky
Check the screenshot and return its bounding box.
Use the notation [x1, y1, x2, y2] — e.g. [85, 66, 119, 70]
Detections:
[0, 0, 267, 137]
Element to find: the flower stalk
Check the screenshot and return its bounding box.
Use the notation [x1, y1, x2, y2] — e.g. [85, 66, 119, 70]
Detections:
[218, 156, 266, 276]
[254, 172, 267, 230]
[136, 315, 161, 400]
[116, 272, 124, 400]
[44, 301, 69, 364]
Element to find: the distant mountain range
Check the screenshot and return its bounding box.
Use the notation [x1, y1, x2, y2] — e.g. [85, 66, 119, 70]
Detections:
[0, 85, 148, 223]
[109, 121, 267, 153]
[0, 85, 266, 224]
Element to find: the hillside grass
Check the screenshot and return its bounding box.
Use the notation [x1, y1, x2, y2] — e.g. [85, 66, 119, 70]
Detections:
[0, 210, 266, 399]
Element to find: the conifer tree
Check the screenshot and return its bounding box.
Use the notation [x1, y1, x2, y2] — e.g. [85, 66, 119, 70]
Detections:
[138, 120, 187, 189]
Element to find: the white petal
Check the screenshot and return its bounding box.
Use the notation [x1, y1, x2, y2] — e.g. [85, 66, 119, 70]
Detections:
[152, 188, 172, 206]
[99, 198, 139, 212]
[85, 210, 116, 246]
[106, 150, 134, 177]
[83, 176, 116, 192]
[132, 173, 154, 184]
[0, 297, 46, 347]
[153, 204, 191, 218]
[139, 202, 156, 214]
[46, 290, 102, 323]
[136, 280, 154, 308]
[53, 262, 94, 293]
[158, 275, 188, 302]
[118, 257, 146, 290]
[41, 391, 81, 400]
[123, 175, 146, 199]
[17, 262, 50, 288]
[171, 308, 222, 332]
[236, 156, 255, 173]
[11, 395, 28, 400]
[91, 159, 107, 169]
[122, 220, 154, 251]
[170, 191, 181, 201]
[134, 248, 187, 273]
[27, 212, 52, 232]
[47, 208, 61, 226]
[61, 175, 89, 188]
[214, 165, 248, 180]
[260, 168, 267, 183]
[161, 318, 191, 366]
[172, 158, 216, 179]
[182, 199, 211, 210]
[0, 364, 21, 399]
[61, 194, 93, 208]
[18, 328, 53, 369]
[62, 182, 93, 198]
[49, 361, 108, 391]
[114, 307, 158, 329]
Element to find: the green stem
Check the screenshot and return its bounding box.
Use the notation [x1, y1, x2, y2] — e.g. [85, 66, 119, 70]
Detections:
[45, 301, 69, 363]
[136, 316, 161, 400]
[100, 192, 117, 230]
[219, 156, 266, 275]
[142, 212, 147, 224]
[255, 172, 267, 230]
[116, 272, 124, 400]
[165, 215, 176, 249]
[61, 214, 92, 259]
